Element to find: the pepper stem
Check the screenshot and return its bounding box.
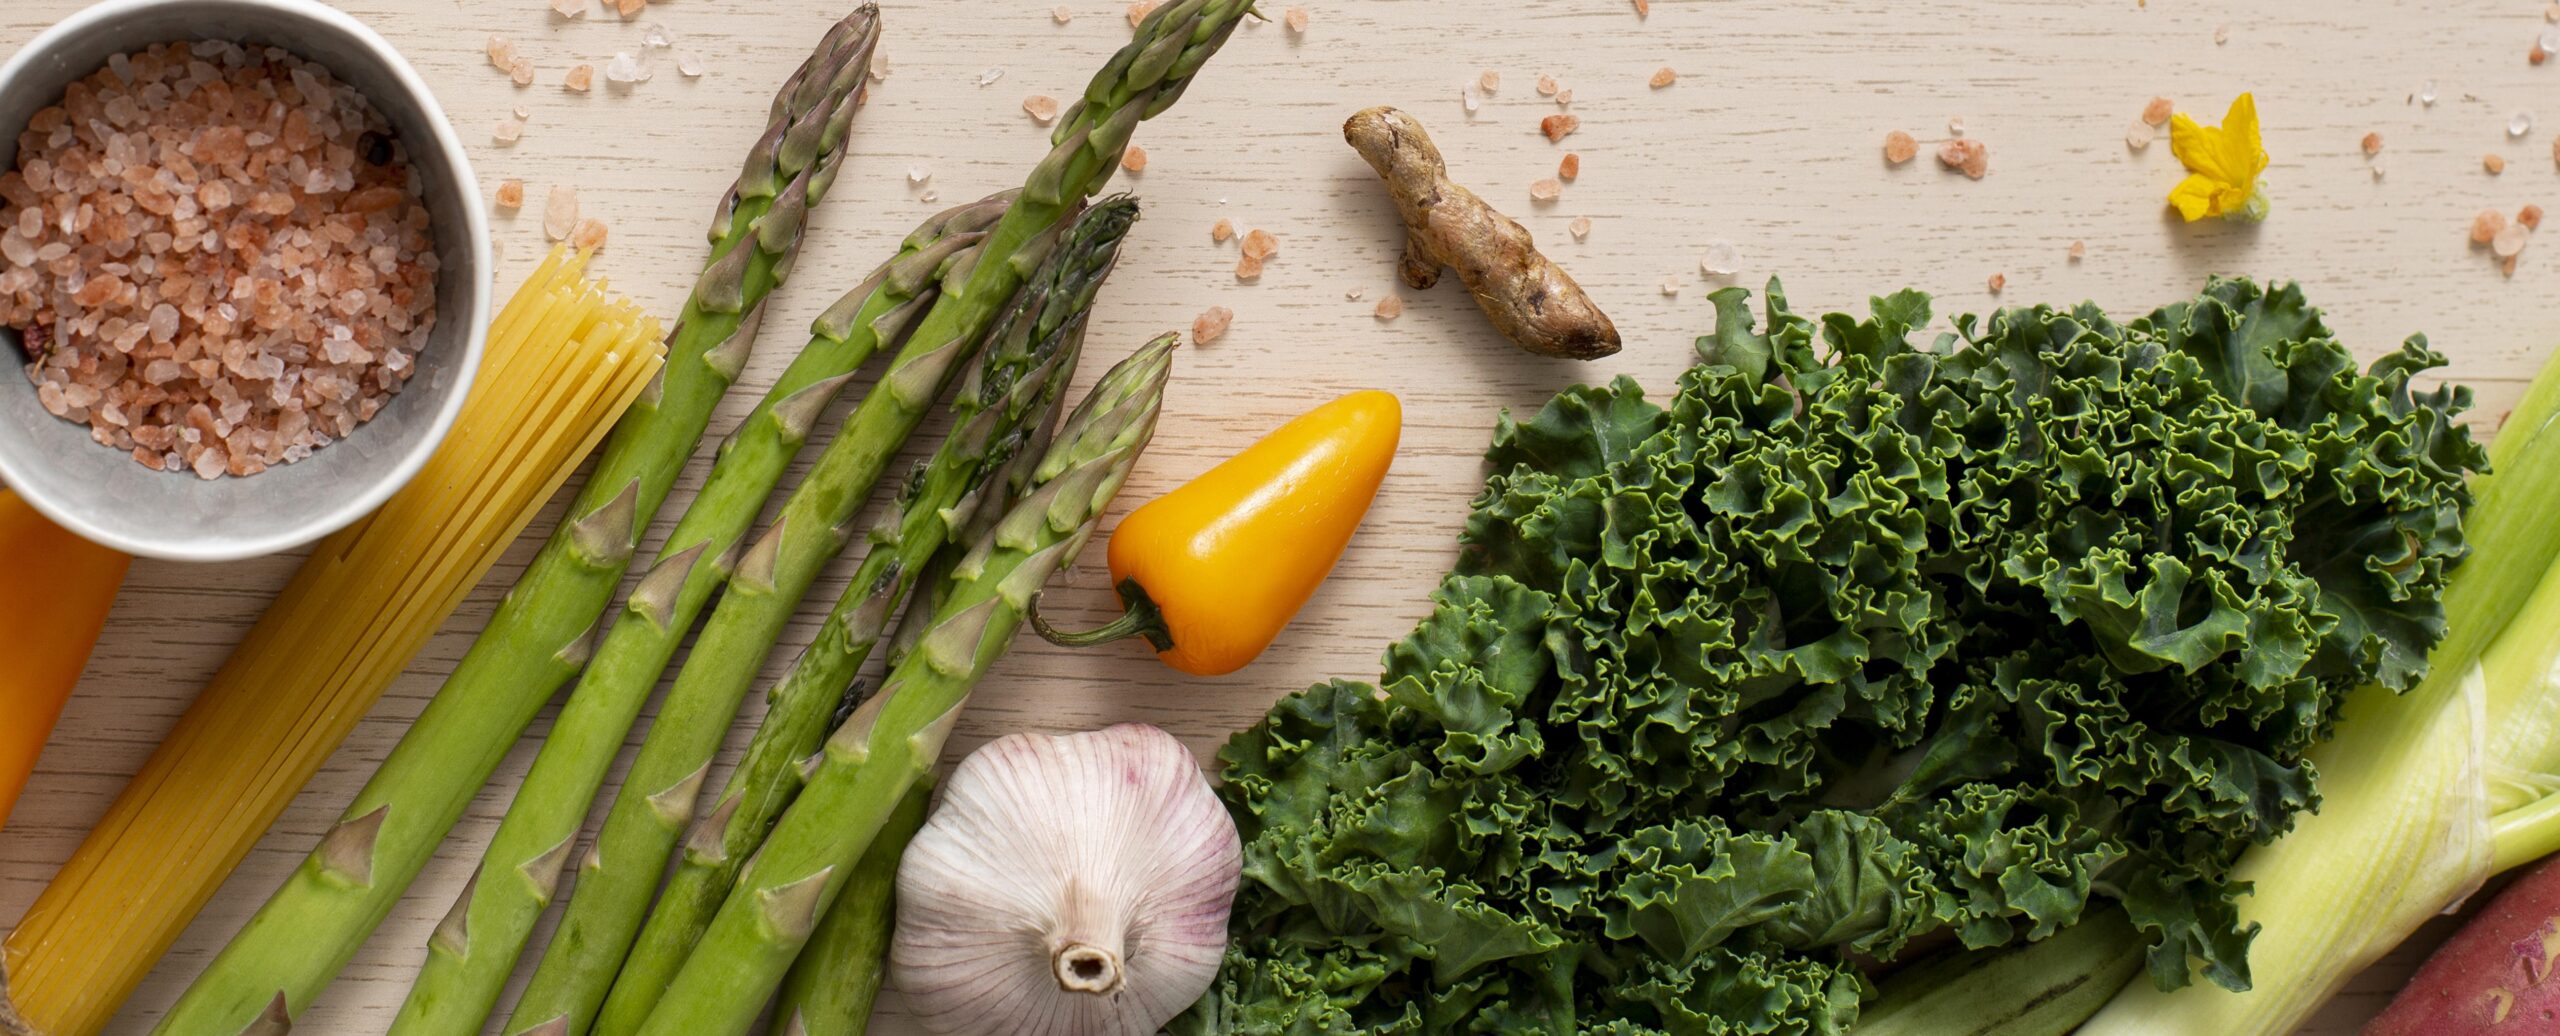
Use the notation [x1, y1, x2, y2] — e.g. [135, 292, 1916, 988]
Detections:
[1051, 942, 1125, 995]
[1029, 578, 1176, 652]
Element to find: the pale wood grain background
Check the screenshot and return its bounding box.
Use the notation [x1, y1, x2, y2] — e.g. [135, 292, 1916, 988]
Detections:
[3, 0, 2552, 1032]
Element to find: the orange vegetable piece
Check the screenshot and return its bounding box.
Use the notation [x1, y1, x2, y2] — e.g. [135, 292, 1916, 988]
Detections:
[1039, 390, 1401, 675]
[0, 489, 129, 833]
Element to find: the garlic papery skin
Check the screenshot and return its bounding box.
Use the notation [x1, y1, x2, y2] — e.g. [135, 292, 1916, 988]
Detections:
[891, 723, 1242, 1036]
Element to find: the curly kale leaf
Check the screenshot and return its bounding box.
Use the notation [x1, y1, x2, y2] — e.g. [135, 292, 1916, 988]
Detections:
[1179, 278, 2484, 1035]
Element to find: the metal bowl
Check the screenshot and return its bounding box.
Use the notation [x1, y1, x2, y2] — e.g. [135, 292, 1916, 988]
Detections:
[0, 0, 489, 562]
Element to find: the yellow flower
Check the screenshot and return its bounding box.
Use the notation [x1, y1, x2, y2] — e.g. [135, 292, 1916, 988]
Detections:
[2168, 93, 2270, 223]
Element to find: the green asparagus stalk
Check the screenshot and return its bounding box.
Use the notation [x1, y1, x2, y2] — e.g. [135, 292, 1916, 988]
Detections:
[767, 779, 933, 1036]
[153, 12, 881, 1033]
[636, 332, 1178, 1036]
[385, 195, 1009, 1036]
[592, 198, 1137, 1034]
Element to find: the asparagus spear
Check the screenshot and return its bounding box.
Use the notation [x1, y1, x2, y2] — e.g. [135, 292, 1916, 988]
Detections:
[153, 12, 880, 1033]
[385, 195, 1009, 1036]
[767, 779, 933, 1036]
[637, 332, 1178, 1036]
[593, 199, 1135, 1034]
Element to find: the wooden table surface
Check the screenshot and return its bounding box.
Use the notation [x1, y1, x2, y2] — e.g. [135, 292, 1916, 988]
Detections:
[4, 0, 2552, 1032]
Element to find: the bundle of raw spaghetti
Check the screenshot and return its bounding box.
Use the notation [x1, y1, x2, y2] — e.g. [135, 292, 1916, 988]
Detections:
[0, 247, 663, 1036]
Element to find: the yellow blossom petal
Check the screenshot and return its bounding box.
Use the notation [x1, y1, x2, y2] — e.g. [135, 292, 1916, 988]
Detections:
[2166, 93, 2268, 223]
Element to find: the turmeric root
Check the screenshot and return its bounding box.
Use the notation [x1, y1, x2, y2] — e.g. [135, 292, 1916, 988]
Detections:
[1343, 105, 1621, 360]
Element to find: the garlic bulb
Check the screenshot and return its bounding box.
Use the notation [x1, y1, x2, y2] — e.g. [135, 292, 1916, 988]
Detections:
[891, 723, 1241, 1036]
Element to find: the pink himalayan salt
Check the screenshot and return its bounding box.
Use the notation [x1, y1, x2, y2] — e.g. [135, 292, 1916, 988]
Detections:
[1191, 305, 1233, 345]
[0, 40, 436, 478]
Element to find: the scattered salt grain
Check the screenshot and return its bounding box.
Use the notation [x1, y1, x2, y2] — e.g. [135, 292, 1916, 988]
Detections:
[1024, 94, 1060, 123]
[1555, 88, 1574, 108]
[1191, 305, 1234, 345]
[1650, 67, 1677, 89]
[1988, 272, 2006, 294]
[572, 218, 609, 252]
[2472, 208, 2509, 245]
[1284, 6, 1309, 33]
[1127, 1, 1159, 28]
[2068, 240, 2086, 262]
[1632, 0, 1649, 15]
[642, 23, 671, 49]
[1699, 240, 1740, 277]
[1461, 87, 1481, 115]
[493, 115, 525, 145]
[1122, 145, 1148, 173]
[551, 0, 587, 17]
[616, 0, 644, 16]
[1536, 73, 1559, 97]
[978, 67, 1006, 87]
[870, 52, 891, 81]
[676, 52, 704, 78]
[565, 64, 595, 92]
[1374, 295, 1403, 320]
[1235, 253, 1265, 281]
[2126, 118, 2157, 150]
[1211, 218, 1235, 243]
[921, 189, 939, 202]
[909, 165, 932, 185]
[605, 52, 648, 84]
[1529, 177, 1562, 202]
[487, 34, 519, 71]
[1479, 70, 1500, 93]
[1570, 216, 1592, 241]
[547, 184, 581, 241]
[2421, 80, 2439, 107]
[1947, 116, 1966, 137]
[1558, 153, 1580, 180]
[2488, 153, 2508, 174]
[1659, 276, 1681, 297]
[2213, 23, 2230, 45]
[1883, 130, 1918, 164]
[1346, 287, 1365, 301]
[509, 57, 535, 87]
[2142, 97, 2173, 126]
[2362, 132, 2383, 157]
[496, 180, 525, 210]
[2495, 223, 2529, 259]
[1054, 5, 1073, 24]
[1541, 114, 1580, 142]
[2524, 204, 2546, 231]
[1242, 228, 1279, 260]
[2514, 111, 2536, 138]
[1938, 138, 1990, 179]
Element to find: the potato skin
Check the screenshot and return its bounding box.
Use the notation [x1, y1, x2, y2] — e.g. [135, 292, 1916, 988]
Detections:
[2369, 856, 2560, 1035]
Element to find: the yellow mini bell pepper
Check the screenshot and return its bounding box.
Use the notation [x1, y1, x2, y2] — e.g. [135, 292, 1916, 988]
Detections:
[1038, 389, 1401, 675]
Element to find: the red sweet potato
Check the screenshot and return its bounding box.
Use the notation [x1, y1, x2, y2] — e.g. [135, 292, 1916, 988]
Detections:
[2368, 854, 2560, 1034]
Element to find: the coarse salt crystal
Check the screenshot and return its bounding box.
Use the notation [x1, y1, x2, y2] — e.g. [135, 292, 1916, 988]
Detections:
[616, 0, 644, 16]
[1053, 5, 1073, 23]
[495, 179, 524, 209]
[1883, 130, 1918, 164]
[2126, 118, 2157, 150]
[1555, 88, 1573, 108]
[2361, 132, 2383, 156]
[1570, 216, 1592, 241]
[2515, 111, 2535, 138]
[1537, 73, 1559, 97]
[2523, 204, 2546, 230]
[1479, 70, 1500, 93]
[1947, 116, 1966, 137]
[1529, 177, 1562, 201]
[1211, 218, 1235, 243]
[546, 184, 580, 240]
[2068, 240, 2087, 262]
[642, 23, 671, 48]
[565, 64, 595, 92]
[1192, 305, 1234, 345]
[487, 35, 518, 70]
[1988, 272, 2006, 294]
[2213, 23, 2230, 44]
[1235, 253, 1265, 281]
[493, 116, 524, 145]
[605, 52, 647, 84]
[1699, 240, 1740, 277]
[2472, 208, 2508, 245]
[1650, 67, 1677, 89]
[1558, 153, 1581, 180]
[1122, 145, 1148, 173]
[1346, 287, 1366, 301]
[1462, 87, 1481, 115]
[510, 57, 535, 87]
[1024, 94, 1060, 123]
[676, 52, 704, 78]
[1659, 275, 1680, 297]
[572, 218, 608, 251]
[909, 165, 932, 185]
[2487, 153, 2508, 174]
[1284, 6, 1309, 33]
[1128, 1, 1159, 28]
[978, 67, 1006, 87]
[1242, 228, 1279, 259]
[1374, 295, 1402, 320]
[1541, 114, 1579, 142]
[2495, 223, 2529, 259]
[2142, 97, 2173, 126]
[1938, 138, 1989, 179]
[551, 0, 587, 17]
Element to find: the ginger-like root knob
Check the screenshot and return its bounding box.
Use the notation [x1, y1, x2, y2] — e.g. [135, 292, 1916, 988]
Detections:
[1343, 105, 1621, 360]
